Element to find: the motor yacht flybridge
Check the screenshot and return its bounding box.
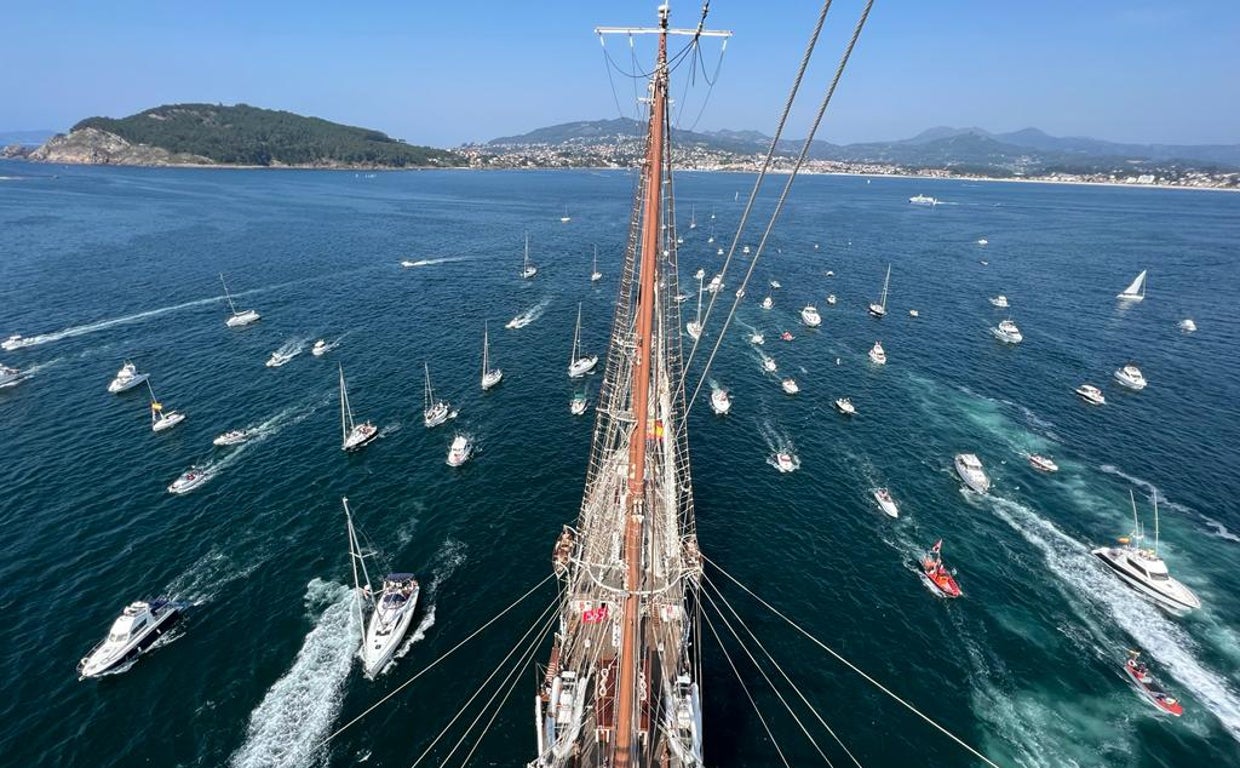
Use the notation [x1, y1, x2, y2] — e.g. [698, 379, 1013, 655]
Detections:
[1093, 491, 1200, 614]
[107, 361, 149, 393]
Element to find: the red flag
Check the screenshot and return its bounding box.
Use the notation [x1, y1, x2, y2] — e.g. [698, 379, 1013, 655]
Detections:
[583, 603, 610, 624]
[931, 539, 942, 554]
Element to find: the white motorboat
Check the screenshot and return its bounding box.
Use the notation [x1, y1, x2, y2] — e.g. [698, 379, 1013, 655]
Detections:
[590, 245, 603, 283]
[685, 321, 702, 340]
[801, 305, 821, 327]
[769, 280, 781, 289]
[761, 354, 777, 373]
[1075, 384, 1106, 405]
[311, 339, 331, 357]
[908, 309, 920, 317]
[446, 433, 473, 467]
[781, 378, 799, 395]
[400, 259, 417, 268]
[710, 388, 731, 415]
[991, 319, 1023, 344]
[673, 293, 689, 304]
[868, 341, 887, 365]
[990, 295, 1010, 308]
[213, 429, 250, 447]
[0, 363, 20, 387]
[2, 333, 34, 351]
[1114, 364, 1147, 391]
[167, 467, 209, 494]
[749, 332, 764, 345]
[873, 488, 899, 518]
[423, 362, 453, 428]
[147, 382, 185, 432]
[107, 361, 149, 393]
[506, 312, 532, 330]
[826, 294, 837, 305]
[694, 268, 706, 281]
[1178, 318, 1197, 333]
[716, 247, 724, 256]
[344, 499, 421, 677]
[520, 233, 538, 279]
[742, 245, 751, 255]
[707, 275, 723, 294]
[570, 391, 588, 415]
[1117, 269, 1147, 301]
[1092, 491, 1200, 614]
[868, 264, 891, 318]
[909, 194, 938, 206]
[266, 349, 295, 368]
[78, 599, 183, 678]
[761, 295, 773, 310]
[834, 397, 856, 416]
[954, 453, 990, 493]
[977, 238, 989, 246]
[339, 364, 379, 451]
[1028, 454, 1059, 473]
[480, 321, 503, 390]
[220, 273, 261, 327]
[568, 304, 598, 378]
[774, 452, 798, 473]
[825, 270, 834, 277]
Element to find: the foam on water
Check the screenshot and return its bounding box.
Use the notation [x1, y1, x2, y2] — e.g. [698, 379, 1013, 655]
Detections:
[165, 549, 262, 606]
[228, 579, 361, 768]
[403, 257, 468, 267]
[1100, 464, 1240, 544]
[178, 400, 322, 493]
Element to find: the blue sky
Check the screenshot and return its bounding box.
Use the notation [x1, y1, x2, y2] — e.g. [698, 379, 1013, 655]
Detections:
[2, 1, 1237, 146]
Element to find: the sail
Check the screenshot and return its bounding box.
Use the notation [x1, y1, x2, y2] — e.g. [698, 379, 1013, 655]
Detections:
[1118, 269, 1147, 299]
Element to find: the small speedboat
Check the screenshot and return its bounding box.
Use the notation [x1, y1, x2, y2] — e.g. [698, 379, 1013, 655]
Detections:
[1028, 454, 1059, 473]
[919, 541, 962, 598]
[749, 332, 764, 345]
[977, 239, 989, 246]
[686, 320, 703, 340]
[716, 247, 724, 256]
[266, 349, 295, 368]
[909, 194, 938, 206]
[874, 488, 899, 518]
[991, 319, 1023, 344]
[400, 259, 417, 268]
[710, 388, 732, 415]
[673, 293, 688, 304]
[107, 361, 149, 393]
[780, 331, 793, 342]
[908, 309, 920, 318]
[826, 294, 837, 305]
[742, 245, 751, 255]
[167, 467, 209, 494]
[801, 305, 821, 327]
[761, 355, 777, 373]
[825, 270, 834, 277]
[1075, 384, 1106, 405]
[868, 341, 887, 365]
[707, 275, 723, 294]
[781, 378, 799, 395]
[446, 434, 473, 467]
[506, 314, 532, 330]
[1123, 653, 1183, 716]
[770, 280, 781, 289]
[311, 339, 330, 357]
[990, 295, 1009, 308]
[0, 364, 20, 387]
[1178, 319, 1197, 333]
[570, 392, 588, 415]
[78, 600, 183, 678]
[1113, 364, 1147, 391]
[834, 397, 856, 415]
[361, 574, 420, 677]
[2, 333, 32, 351]
[761, 296, 773, 310]
[774, 452, 798, 473]
[954, 453, 990, 493]
[213, 429, 250, 447]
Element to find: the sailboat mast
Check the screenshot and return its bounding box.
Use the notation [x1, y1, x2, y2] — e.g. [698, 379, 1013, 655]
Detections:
[1153, 493, 1160, 554]
[571, 303, 582, 364]
[423, 362, 433, 410]
[613, 8, 670, 766]
[524, 232, 530, 271]
[339, 364, 353, 439]
[482, 322, 489, 376]
[881, 264, 891, 309]
[219, 273, 239, 314]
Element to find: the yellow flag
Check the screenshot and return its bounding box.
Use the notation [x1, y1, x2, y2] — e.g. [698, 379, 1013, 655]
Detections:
[152, 401, 163, 411]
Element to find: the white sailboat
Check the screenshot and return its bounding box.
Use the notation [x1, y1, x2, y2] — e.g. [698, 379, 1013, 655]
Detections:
[220, 273, 261, 327]
[568, 303, 598, 378]
[521, 233, 538, 279]
[560, 206, 571, 223]
[590, 245, 603, 283]
[147, 380, 185, 432]
[339, 364, 379, 451]
[686, 275, 704, 340]
[1117, 270, 1147, 301]
[423, 362, 453, 428]
[868, 264, 891, 318]
[688, 205, 697, 230]
[481, 321, 503, 390]
[344, 497, 420, 677]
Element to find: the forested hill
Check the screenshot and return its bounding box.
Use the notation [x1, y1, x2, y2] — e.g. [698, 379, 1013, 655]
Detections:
[36, 103, 463, 168]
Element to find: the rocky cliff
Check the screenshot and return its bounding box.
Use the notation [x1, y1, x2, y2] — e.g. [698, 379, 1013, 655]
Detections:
[27, 127, 212, 166]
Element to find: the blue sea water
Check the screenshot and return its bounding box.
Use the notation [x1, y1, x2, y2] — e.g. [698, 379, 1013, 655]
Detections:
[1, 160, 1238, 768]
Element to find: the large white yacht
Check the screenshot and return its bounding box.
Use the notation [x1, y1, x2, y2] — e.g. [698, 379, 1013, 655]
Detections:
[520, 233, 538, 279]
[107, 361, 149, 393]
[800, 305, 821, 327]
[991, 319, 1023, 344]
[909, 194, 938, 206]
[868, 341, 887, 365]
[480, 322, 503, 390]
[446, 433, 473, 467]
[954, 453, 990, 494]
[1092, 492, 1200, 614]
[1075, 383, 1106, 405]
[78, 600, 183, 678]
[1114, 364, 1147, 391]
[360, 573, 419, 676]
[710, 388, 732, 415]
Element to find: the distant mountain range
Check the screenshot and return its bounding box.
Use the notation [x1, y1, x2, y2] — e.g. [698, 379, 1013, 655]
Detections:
[486, 120, 1240, 171]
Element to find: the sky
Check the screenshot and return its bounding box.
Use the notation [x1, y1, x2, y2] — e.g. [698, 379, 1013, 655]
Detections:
[2, 1, 1238, 147]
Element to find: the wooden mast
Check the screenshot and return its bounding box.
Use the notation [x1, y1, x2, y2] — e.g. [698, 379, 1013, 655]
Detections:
[614, 6, 670, 767]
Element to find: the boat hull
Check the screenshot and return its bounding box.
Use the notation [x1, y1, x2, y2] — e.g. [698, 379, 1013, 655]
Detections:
[343, 424, 379, 451]
[1091, 549, 1199, 614]
[361, 592, 419, 677]
[226, 310, 261, 327]
[78, 605, 181, 678]
[108, 374, 149, 393]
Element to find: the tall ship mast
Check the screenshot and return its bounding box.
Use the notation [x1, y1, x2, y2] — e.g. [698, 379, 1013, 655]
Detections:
[532, 6, 727, 767]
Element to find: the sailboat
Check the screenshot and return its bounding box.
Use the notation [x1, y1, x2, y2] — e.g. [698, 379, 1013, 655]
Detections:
[219, 273, 261, 327]
[339, 364, 378, 451]
[567, 303, 598, 378]
[423, 363, 453, 427]
[868, 264, 891, 318]
[146, 380, 185, 432]
[532, 10, 721, 766]
[521, 233, 538, 279]
[481, 322, 503, 390]
[344, 497, 419, 677]
[560, 206, 571, 223]
[688, 205, 696, 229]
[1117, 269, 1147, 301]
[686, 274, 704, 339]
[590, 245, 603, 282]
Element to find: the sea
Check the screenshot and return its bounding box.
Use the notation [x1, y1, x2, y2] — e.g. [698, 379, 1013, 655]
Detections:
[1, 160, 1238, 768]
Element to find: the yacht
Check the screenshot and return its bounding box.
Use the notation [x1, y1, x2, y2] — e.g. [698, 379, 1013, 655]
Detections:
[685, 321, 703, 340]
[520, 233, 538, 279]
[423, 363, 453, 428]
[1075, 384, 1106, 405]
[1028, 454, 1059, 473]
[147, 382, 185, 433]
[107, 361, 149, 393]
[761, 354, 777, 373]
[761, 295, 773, 310]
[480, 322, 503, 390]
[742, 245, 751, 255]
[1092, 491, 1200, 614]
[1114, 364, 1147, 391]
[908, 309, 920, 318]
[167, 467, 209, 494]
[977, 239, 989, 246]
[567, 304, 598, 378]
[991, 319, 1023, 344]
[687, 275, 704, 339]
[954, 453, 990, 493]
[868, 341, 887, 365]
[707, 275, 723, 294]
[749, 332, 764, 345]
[266, 349, 295, 368]
[78, 600, 183, 678]
[834, 397, 856, 416]
[781, 378, 799, 395]
[344, 498, 420, 677]
[560, 205, 571, 223]
[800, 305, 821, 327]
[774, 452, 798, 473]
[570, 391, 589, 416]
[874, 488, 899, 518]
[446, 434, 473, 467]
[339, 365, 379, 451]
[220, 273, 261, 327]
[909, 194, 938, 206]
[311, 339, 330, 357]
[1117, 269, 1147, 301]
[920, 541, 962, 598]
[868, 264, 891, 318]
[710, 388, 732, 415]
[769, 280, 782, 289]
[989, 295, 1009, 308]
[694, 268, 706, 281]
[826, 294, 837, 305]
[0, 364, 20, 387]
[213, 429, 250, 447]
[1178, 318, 1197, 333]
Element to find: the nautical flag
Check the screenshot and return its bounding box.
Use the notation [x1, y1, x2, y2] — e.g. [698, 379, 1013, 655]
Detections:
[653, 420, 665, 440]
[931, 539, 942, 554]
[151, 402, 163, 411]
[583, 603, 610, 624]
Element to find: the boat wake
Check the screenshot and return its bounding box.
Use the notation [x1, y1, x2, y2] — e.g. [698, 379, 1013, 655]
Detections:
[757, 419, 799, 472]
[506, 297, 551, 329]
[267, 338, 308, 366]
[1099, 464, 1239, 544]
[165, 548, 262, 606]
[229, 579, 362, 768]
[988, 495, 1240, 743]
[401, 256, 468, 268]
[179, 402, 320, 492]
[380, 538, 466, 676]
[6, 294, 231, 349]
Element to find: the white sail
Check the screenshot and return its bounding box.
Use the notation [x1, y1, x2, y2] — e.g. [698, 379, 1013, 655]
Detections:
[1117, 269, 1147, 300]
